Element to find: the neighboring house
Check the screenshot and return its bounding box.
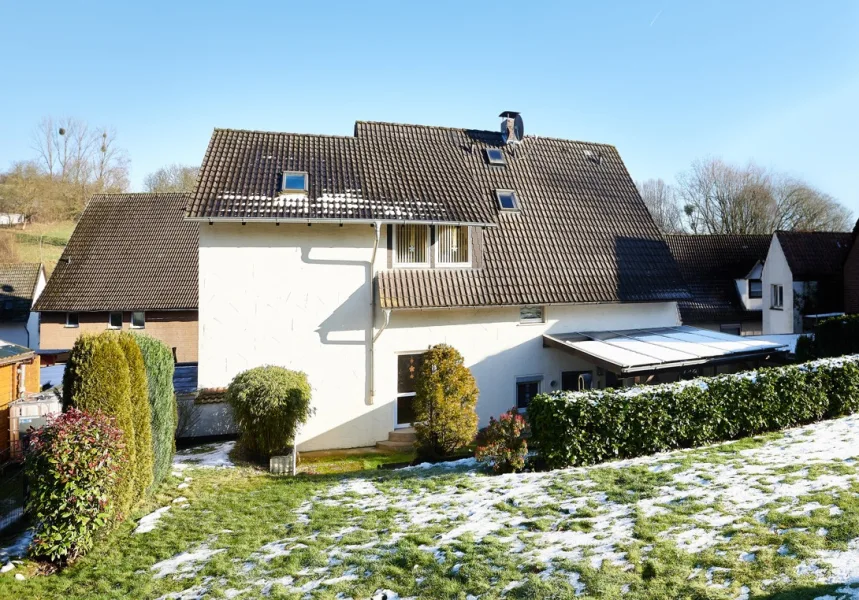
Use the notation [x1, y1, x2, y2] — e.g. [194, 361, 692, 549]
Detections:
[187, 113, 788, 451]
[762, 231, 853, 334]
[665, 235, 771, 336]
[844, 219, 859, 315]
[0, 341, 40, 453]
[34, 193, 199, 363]
[0, 263, 46, 348]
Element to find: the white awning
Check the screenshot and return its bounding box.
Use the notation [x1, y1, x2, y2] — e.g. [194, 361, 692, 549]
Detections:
[543, 326, 789, 374]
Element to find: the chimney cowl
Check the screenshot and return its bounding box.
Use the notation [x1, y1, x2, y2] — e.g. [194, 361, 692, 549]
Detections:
[499, 111, 524, 145]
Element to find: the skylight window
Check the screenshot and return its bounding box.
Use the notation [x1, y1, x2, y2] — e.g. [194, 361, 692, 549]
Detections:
[281, 171, 307, 193]
[495, 189, 519, 211]
[485, 148, 506, 166]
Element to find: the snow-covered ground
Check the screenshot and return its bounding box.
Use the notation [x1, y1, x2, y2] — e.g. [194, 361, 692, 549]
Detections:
[149, 416, 859, 599]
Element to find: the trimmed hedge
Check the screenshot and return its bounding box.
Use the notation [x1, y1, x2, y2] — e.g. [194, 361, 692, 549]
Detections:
[226, 366, 313, 459]
[804, 314, 859, 359]
[63, 333, 136, 516]
[118, 332, 154, 495]
[25, 408, 126, 563]
[527, 356, 859, 470]
[135, 334, 176, 487]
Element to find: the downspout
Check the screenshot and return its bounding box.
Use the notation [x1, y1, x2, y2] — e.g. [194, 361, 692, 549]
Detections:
[368, 221, 383, 405]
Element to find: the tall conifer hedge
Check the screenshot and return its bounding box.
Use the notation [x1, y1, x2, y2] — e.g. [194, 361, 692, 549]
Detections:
[118, 332, 154, 495]
[135, 334, 177, 486]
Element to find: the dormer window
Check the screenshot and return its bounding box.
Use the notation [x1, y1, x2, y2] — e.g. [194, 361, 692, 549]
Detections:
[496, 189, 519, 211]
[749, 279, 762, 299]
[281, 171, 307, 193]
[394, 224, 429, 266]
[485, 148, 506, 166]
[437, 226, 470, 265]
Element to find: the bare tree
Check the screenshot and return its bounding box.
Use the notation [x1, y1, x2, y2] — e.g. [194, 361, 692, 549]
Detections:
[636, 179, 685, 234]
[675, 158, 851, 234]
[144, 164, 199, 193]
[20, 116, 130, 220]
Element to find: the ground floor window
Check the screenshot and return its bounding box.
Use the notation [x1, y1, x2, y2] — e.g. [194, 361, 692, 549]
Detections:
[65, 312, 79, 328]
[719, 324, 741, 336]
[131, 311, 146, 329]
[108, 312, 122, 329]
[516, 375, 543, 410]
[396, 352, 425, 426]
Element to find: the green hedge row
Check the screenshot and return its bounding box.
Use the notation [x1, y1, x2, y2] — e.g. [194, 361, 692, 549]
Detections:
[135, 334, 177, 487]
[797, 314, 859, 360]
[527, 356, 859, 470]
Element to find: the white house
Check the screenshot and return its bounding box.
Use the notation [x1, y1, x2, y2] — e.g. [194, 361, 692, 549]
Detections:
[0, 263, 46, 349]
[188, 113, 788, 451]
[665, 235, 771, 336]
[761, 231, 852, 334]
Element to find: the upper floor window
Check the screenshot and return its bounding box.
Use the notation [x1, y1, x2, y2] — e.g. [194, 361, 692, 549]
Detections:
[437, 226, 470, 265]
[771, 284, 784, 309]
[749, 279, 762, 299]
[131, 311, 146, 329]
[394, 225, 429, 266]
[108, 312, 122, 329]
[281, 171, 307, 193]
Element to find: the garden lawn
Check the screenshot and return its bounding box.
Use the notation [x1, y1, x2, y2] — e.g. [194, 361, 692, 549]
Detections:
[3, 416, 859, 599]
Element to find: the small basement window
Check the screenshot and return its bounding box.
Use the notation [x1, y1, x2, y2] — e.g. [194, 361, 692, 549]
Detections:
[281, 171, 308, 193]
[495, 189, 519, 211]
[65, 312, 79, 328]
[519, 306, 545, 324]
[485, 148, 506, 166]
[749, 279, 762, 299]
[131, 311, 146, 329]
[108, 312, 122, 329]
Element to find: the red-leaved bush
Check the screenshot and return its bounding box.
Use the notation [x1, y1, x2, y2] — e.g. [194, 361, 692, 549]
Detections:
[25, 408, 126, 563]
[475, 409, 528, 473]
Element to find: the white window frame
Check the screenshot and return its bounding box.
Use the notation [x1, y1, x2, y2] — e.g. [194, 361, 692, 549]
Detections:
[519, 305, 545, 324]
[516, 375, 543, 412]
[435, 225, 471, 267]
[771, 284, 784, 310]
[130, 311, 146, 329]
[65, 312, 79, 328]
[281, 171, 308, 193]
[108, 311, 122, 329]
[495, 189, 520, 211]
[393, 224, 430, 268]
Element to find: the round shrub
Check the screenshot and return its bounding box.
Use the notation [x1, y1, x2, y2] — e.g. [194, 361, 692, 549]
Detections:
[118, 332, 154, 495]
[63, 333, 136, 517]
[226, 366, 313, 459]
[413, 344, 479, 460]
[135, 334, 177, 487]
[475, 409, 528, 473]
[25, 408, 126, 563]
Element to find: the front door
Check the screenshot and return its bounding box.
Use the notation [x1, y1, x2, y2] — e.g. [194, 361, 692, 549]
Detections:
[396, 353, 425, 427]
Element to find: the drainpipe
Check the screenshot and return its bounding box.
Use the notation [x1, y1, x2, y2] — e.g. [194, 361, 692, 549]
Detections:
[368, 221, 383, 405]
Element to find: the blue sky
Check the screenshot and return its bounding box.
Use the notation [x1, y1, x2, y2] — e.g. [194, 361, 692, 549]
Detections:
[1, 1, 858, 215]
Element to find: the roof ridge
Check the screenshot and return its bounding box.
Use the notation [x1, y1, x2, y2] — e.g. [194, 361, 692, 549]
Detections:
[212, 127, 355, 139]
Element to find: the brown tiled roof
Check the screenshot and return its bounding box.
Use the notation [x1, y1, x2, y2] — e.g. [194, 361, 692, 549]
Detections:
[186, 127, 495, 224]
[0, 263, 43, 323]
[35, 193, 198, 312]
[776, 231, 853, 281]
[665, 235, 771, 324]
[191, 121, 689, 307]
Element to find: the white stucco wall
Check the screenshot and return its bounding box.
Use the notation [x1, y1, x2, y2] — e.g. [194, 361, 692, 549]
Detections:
[199, 222, 682, 451]
[762, 236, 795, 334]
[27, 268, 46, 349]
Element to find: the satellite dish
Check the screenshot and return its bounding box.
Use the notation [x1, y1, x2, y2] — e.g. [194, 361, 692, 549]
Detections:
[499, 111, 524, 144]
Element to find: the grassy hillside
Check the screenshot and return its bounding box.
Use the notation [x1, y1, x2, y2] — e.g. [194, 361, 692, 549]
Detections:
[0, 221, 76, 275]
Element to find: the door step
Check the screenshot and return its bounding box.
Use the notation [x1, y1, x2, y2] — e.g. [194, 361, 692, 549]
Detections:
[376, 427, 416, 451]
